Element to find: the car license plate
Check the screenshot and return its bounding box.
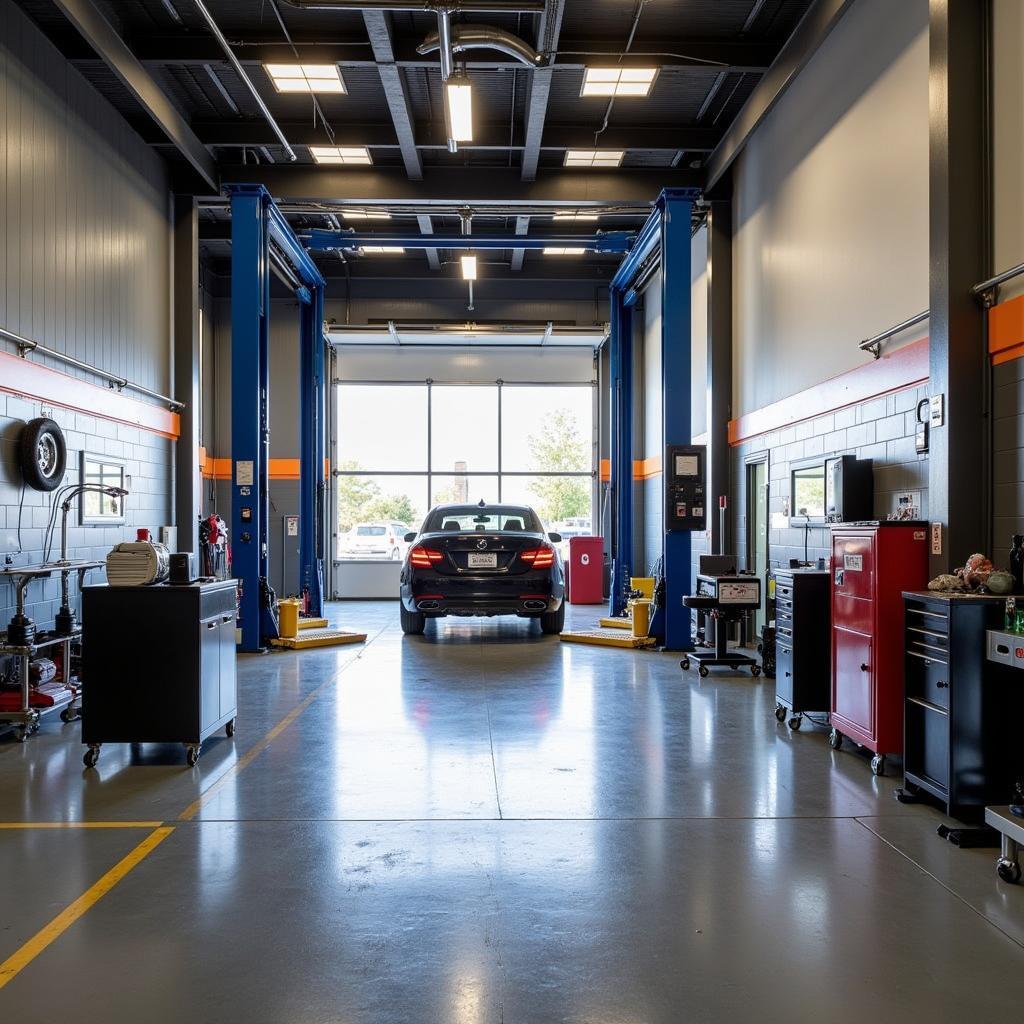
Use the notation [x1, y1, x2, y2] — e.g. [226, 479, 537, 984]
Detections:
[468, 553, 497, 568]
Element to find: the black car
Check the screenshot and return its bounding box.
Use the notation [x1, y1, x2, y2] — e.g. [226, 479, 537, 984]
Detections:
[399, 501, 566, 635]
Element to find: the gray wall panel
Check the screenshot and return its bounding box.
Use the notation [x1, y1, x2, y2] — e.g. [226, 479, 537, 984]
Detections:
[0, 0, 173, 636]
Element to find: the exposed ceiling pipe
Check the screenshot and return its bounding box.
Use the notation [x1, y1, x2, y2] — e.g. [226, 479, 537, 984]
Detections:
[281, 1, 546, 12]
[418, 24, 545, 66]
[437, 10, 459, 152]
[190, 0, 298, 161]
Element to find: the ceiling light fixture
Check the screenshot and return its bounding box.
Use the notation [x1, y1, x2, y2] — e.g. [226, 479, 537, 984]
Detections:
[553, 211, 600, 222]
[564, 149, 625, 169]
[342, 210, 391, 221]
[543, 247, 587, 256]
[461, 255, 478, 280]
[581, 67, 658, 98]
[360, 246, 404, 254]
[265, 63, 345, 94]
[445, 74, 474, 143]
[310, 146, 372, 165]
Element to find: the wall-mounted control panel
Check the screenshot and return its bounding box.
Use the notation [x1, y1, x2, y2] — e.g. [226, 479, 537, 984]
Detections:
[665, 444, 707, 531]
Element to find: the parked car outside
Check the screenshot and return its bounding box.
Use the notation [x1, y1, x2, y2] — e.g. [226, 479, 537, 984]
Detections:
[339, 521, 412, 561]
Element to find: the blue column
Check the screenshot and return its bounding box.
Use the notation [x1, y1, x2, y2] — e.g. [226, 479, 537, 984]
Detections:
[229, 186, 271, 652]
[299, 283, 325, 616]
[609, 287, 634, 616]
[660, 193, 694, 650]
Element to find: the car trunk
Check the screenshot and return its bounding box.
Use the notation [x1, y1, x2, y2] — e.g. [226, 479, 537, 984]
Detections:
[420, 532, 547, 576]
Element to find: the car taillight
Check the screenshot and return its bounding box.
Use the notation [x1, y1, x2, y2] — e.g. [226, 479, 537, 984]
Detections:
[409, 546, 444, 568]
[520, 546, 554, 569]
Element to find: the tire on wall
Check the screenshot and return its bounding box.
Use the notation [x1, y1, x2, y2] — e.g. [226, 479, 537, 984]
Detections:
[20, 417, 67, 492]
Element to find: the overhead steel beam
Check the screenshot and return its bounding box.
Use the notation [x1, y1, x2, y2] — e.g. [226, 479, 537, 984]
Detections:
[511, 214, 529, 272]
[417, 214, 442, 270]
[307, 230, 636, 252]
[213, 164, 701, 203]
[363, 10, 423, 180]
[191, 120, 720, 152]
[705, 0, 855, 190]
[105, 35, 773, 71]
[521, 0, 566, 181]
[50, 0, 217, 189]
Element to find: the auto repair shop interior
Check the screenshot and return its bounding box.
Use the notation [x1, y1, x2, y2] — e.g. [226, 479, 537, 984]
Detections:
[1, 0, 1024, 1018]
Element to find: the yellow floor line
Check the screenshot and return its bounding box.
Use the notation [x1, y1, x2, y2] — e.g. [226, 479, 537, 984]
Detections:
[0, 822, 164, 830]
[0, 826, 174, 991]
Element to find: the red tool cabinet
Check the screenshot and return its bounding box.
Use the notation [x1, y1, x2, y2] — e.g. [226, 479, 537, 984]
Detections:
[567, 536, 604, 604]
[829, 522, 929, 775]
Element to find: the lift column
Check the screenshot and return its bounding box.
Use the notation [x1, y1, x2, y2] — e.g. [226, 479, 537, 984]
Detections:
[659, 192, 694, 651]
[299, 283, 326, 617]
[229, 185, 272, 653]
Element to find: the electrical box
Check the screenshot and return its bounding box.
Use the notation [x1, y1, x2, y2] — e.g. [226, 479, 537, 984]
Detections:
[664, 444, 707, 531]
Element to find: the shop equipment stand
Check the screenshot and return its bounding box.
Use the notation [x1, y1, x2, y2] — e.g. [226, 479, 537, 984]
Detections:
[681, 575, 762, 677]
[984, 806, 1024, 883]
[773, 568, 831, 730]
[0, 560, 104, 740]
[81, 579, 238, 767]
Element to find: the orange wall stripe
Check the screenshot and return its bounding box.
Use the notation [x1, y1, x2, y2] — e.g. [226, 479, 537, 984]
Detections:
[728, 337, 929, 446]
[634, 455, 662, 480]
[989, 294, 1024, 358]
[0, 350, 179, 440]
[200, 455, 329, 481]
[599, 458, 610, 482]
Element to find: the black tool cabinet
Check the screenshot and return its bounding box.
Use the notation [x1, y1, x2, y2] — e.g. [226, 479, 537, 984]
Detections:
[898, 592, 1021, 823]
[773, 568, 831, 729]
[81, 580, 238, 767]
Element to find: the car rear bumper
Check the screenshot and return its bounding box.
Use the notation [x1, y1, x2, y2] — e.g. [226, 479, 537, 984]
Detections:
[402, 573, 562, 617]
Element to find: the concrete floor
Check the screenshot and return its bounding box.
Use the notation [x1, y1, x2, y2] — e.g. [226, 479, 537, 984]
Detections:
[1, 600, 1023, 1021]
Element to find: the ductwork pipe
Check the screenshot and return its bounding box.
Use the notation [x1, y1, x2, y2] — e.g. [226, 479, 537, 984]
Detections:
[282, 1, 546, 12]
[438, 10, 455, 80]
[418, 24, 545, 66]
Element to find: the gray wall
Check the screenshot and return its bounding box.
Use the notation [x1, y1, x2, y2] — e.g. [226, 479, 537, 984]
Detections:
[731, 0, 929, 419]
[993, 0, 1024, 302]
[0, 0, 173, 638]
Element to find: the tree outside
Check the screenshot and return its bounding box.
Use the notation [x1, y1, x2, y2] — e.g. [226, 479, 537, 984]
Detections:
[337, 461, 418, 533]
[526, 409, 591, 524]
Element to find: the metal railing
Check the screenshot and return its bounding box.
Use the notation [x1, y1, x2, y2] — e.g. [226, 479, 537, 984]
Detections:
[973, 260, 1024, 306]
[857, 310, 929, 359]
[0, 326, 184, 411]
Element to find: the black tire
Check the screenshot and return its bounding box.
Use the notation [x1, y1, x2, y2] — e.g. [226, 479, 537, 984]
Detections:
[997, 859, 1021, 884]
[540, 601, 566, 635]
[775, 705, 786, 722]
[871, 754, 886, 776]
[83, 747, 99, 768]
[20, 417, 67, 491]
[400, 604, 426, 635]
[788, 716, 801, 731]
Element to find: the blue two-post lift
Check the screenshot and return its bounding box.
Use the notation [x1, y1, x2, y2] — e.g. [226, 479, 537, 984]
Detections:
[607, 188, 701, 651]
[227, 184, 327, 653]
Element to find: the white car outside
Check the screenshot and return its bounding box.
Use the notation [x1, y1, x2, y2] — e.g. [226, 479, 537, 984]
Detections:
[340, 522, 412, 561]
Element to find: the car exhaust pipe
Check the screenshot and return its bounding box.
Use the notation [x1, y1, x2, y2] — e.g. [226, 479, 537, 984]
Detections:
[523, 599, 547, 611]
[417, 599, 441, 611]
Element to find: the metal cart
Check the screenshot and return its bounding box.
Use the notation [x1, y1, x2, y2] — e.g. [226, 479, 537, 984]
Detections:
[984, 807, 1024, 884]
[0, 560, 104, 740]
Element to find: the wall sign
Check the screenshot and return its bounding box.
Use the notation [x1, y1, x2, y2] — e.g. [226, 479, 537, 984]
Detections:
[844, 554, 863, 571]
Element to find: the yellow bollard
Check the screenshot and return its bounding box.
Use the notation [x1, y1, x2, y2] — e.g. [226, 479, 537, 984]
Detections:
[278, 599, 300, 639]
[631, 598, 652, 638]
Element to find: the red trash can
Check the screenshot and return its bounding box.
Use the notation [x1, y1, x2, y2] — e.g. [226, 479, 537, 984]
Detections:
[568, 536, 604, 604]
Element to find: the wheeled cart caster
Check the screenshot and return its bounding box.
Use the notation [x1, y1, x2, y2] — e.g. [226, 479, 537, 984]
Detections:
[871, 754, 886, 776]
[680, 657, 690, 671]
[60, 706, 79, 723]
[698, 664, 709, 678]
[185, 744, 202, 767]
[829, 728, 843, 751]
[775, 705, 786, 723]
[83, 744, 101, 768]
[997, 858, 1021, 884]
[788, 716, 802, 731]
[226, 718, 236, 738]
[751, 664, 762, 678]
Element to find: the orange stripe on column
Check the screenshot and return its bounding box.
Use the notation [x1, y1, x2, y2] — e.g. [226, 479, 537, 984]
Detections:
[989, 295, 1024, 360]
[0, 351, 179, 439]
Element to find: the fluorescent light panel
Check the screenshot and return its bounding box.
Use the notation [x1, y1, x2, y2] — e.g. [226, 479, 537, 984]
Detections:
[310, 146, 372, 165]
[445, 78, 474, 142]
[553, 211, 600, 222]
[581, 67, 658, 98]
[360, 246, 404, 254]
[544, 247, 587, 256]
[266, 63, 345, 94]
[342, 210, 391, 220]
[564, 149, 624, 168]
[461, 255, 478, 280]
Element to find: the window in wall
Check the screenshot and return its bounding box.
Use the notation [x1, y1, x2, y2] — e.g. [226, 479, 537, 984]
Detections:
[80, 453, 127, 525]
[430, 386, 499, 475]
[338, 384, 428, 472]
[336, 474, 429, 561]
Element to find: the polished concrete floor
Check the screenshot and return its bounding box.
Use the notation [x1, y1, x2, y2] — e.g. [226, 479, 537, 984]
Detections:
[1, 600, 1023, 1021]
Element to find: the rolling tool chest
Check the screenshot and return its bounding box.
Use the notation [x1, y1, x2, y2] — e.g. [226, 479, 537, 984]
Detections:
[773, 568, 831, 730]
[829, 522, 929, 775]
[81, 579, 238, 767]
[896, 593, 1023, 827]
